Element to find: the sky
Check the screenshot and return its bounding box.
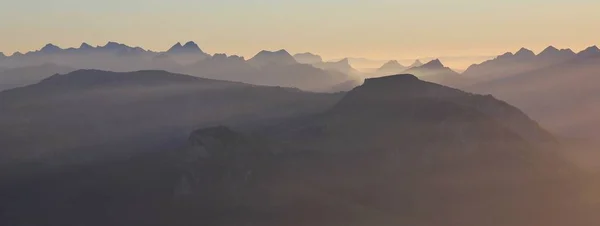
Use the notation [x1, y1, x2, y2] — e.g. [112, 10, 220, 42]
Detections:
[1, 0, 599, 68]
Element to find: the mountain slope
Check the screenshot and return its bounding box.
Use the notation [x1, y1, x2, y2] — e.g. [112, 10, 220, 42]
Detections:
[463, 46, 578, 84]
[293, 52, 323, 64]
[4, 74, 595, 226]
[0, 70, 343, 165]
[0, 63, 75, 91]
[248, 49, 298, 67]
[375, 60, 407, 75]
[403, 59, 464, 87]
[466, 52, 600, 139]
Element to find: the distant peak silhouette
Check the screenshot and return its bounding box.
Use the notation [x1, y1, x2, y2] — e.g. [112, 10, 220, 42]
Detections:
[183, 41, 199, 49]
[421, 59, 445, 69]
[250, 49, 297, 66]
[381, 60, 404, 67]
[497, 52, 514, 59]
[540, 46, 559, 54]
[167, 41, 204, 54]
[337, 58, 350, 64]
[170, 42, 183, 49]
[515, 48, 535, 57]
[409, 59, 423, 68]
[0, 52, 5, 58]
[577, 45, 600, 58]
[40, 43, 62, 53]
[293, 52, 323, 64]
[102, 42, 129, 50]
[79, 42, 94, 49]
[538, 46, 575, 57]
[377, 60, 406, 72]
[254, 49, 293, 58]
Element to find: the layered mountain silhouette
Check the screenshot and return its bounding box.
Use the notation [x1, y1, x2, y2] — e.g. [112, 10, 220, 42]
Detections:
[0, 44, 353, 91]
[408, 59, 423, 68]
[3, 73, 597, 226]
[462, 46, 581, 83]
[402, 59, 464, 87]
[0, 70, 343, 165]
[466, 46, 600, 139]
[313, 58, 360, 75]
[167, 41, 205, 54]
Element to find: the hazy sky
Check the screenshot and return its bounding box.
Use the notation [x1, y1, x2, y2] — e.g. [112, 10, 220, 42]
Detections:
[1, 0, 599, 62]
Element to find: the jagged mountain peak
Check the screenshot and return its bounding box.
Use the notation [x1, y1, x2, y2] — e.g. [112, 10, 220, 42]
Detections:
[538, 46, 575, 57]
[578, 45, 600, 58]
[409, 59, 424, 68]
[515, 47, 535, 57]
[40, 43, 62, 53]
[420, 59, 445, 69]
[79, 42, 94, 49]
[167, 41, 204, 54]
[378, 60, 406, 70]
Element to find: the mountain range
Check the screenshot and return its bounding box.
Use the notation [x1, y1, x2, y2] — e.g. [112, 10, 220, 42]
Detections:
[1, 71, 597, 226]
[465, 45, 600, 139]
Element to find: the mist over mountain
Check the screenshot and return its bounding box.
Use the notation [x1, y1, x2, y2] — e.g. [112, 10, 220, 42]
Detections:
[0, 63, 75, 91]
[0, 70, 342, 165]
[462, 46, 581, 83]
[375, 60, 407, 75]
[3, 73, 597, 226]
[408, 59, 424, 68]
[2, 40, 600, 226]
[248, 49, 298, 67]
[0, 44, 354, 92]
[313, 58, 360, 75]
[403, 59, 464, 87]
[293, 52, 323, 64]
[466, 46, 600, 140]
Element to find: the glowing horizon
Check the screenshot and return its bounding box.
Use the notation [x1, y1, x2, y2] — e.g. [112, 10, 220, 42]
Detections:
[2, 0, 599, 69]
